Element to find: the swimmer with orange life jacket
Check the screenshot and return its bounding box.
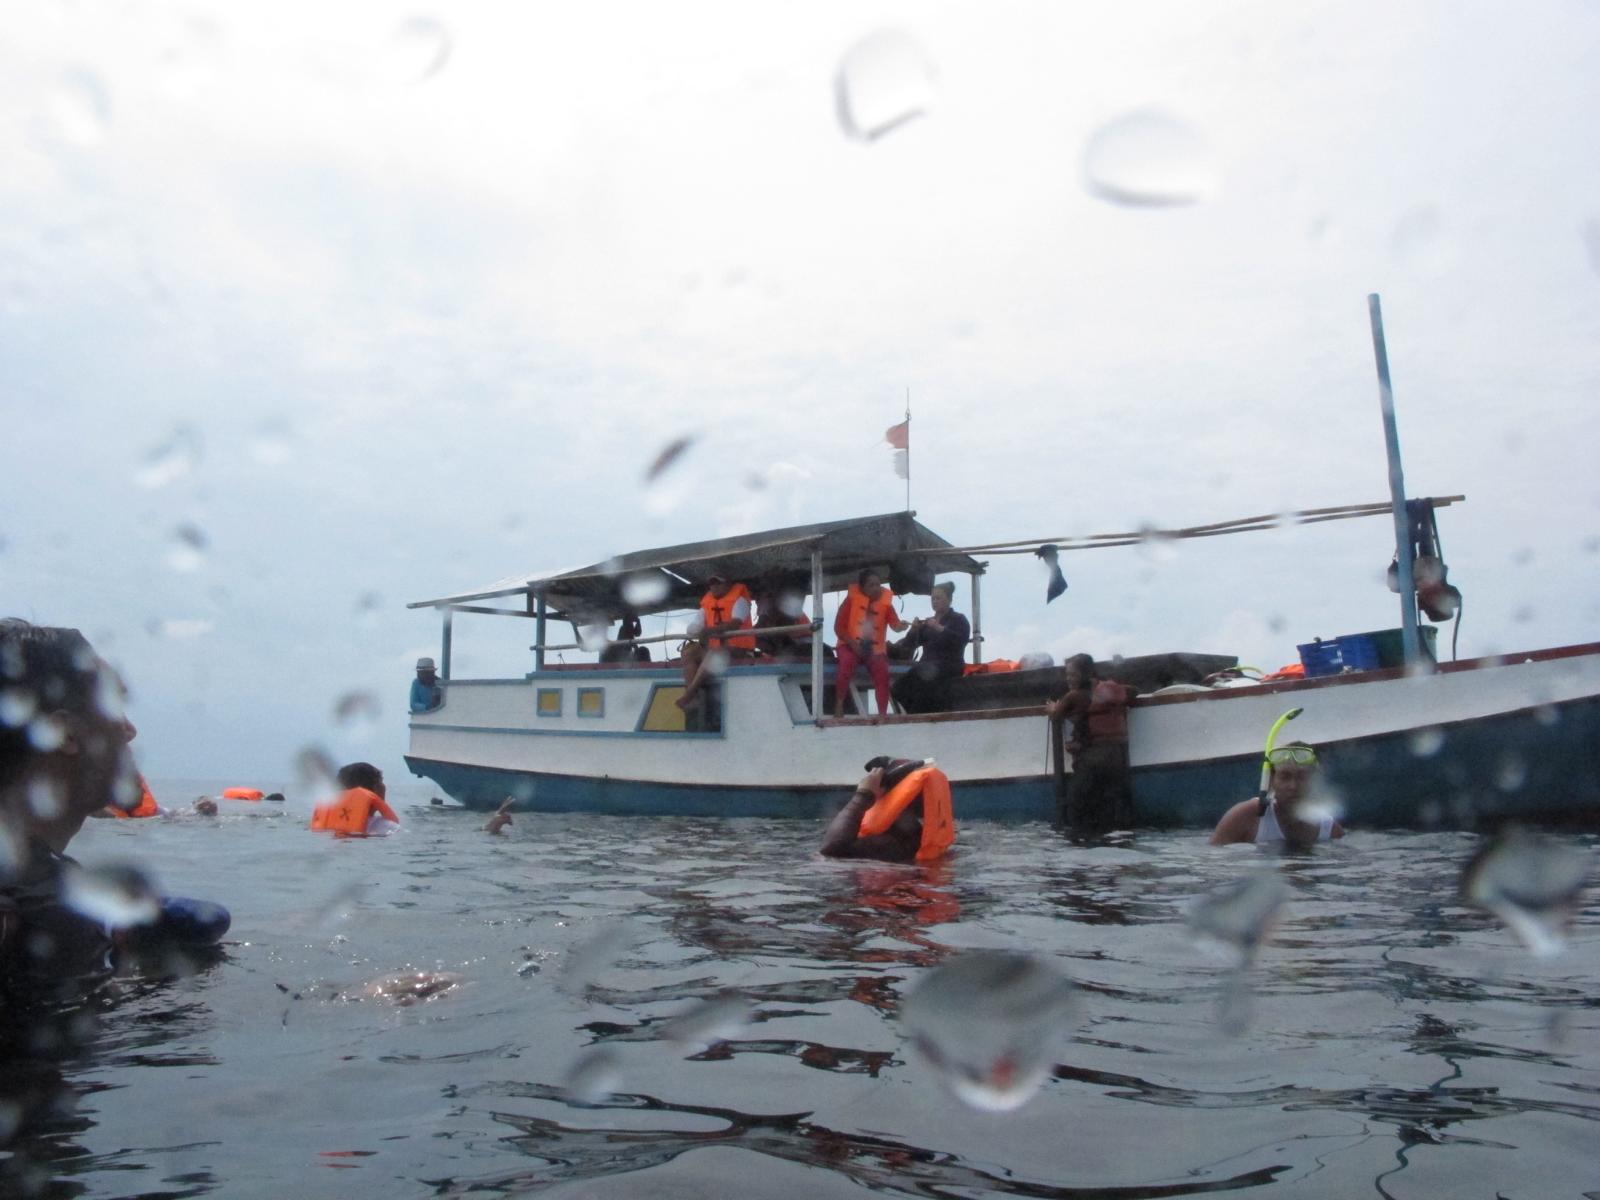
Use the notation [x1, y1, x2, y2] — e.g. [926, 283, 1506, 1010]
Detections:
[820, 757, 956, 863]
[309, 762, 401, 836]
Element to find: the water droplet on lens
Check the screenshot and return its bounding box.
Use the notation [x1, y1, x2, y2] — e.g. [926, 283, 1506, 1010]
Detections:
[27, 716, 67, 752]
[388, 15, 452, 84]
[835, 29, 934, 142]
[295, 745, 339, 793]
[561, 919, 641, 992]
[562, 1047, 622, 1106]
[704, 649, 731, 677]
[49, 68, 112, 146]
[62, 863, 160, 929]
[149, 618, 214, 640]
[1409, 727, 1445, 757]
[621, 573, 670, 606]
[166, 523, 209, 572]
[644, 436, 694, 483]
[1083, 109, 1216, 207]
[1495, 754, 1528, 793]
[900, 950, 1076, 1113]
[662, 991, 752, 1049]
[1135, 523, 1178, 562]
[354, 591, 384, 626]
[1188, 872, 1289, 957]
[27, 778, 64, 820]
[0, 686, 38, 727]
[333, 690, 380, 732]
[577, 624, 611, 654]
[1462, 829, 1590, 957]
[135, 426, 202, 489]
[1583, 218, 1600, 278]
[249, 421, 294, 465]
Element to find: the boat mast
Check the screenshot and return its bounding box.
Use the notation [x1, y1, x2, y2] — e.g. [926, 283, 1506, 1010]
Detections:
[1367, 293, 1426, 672]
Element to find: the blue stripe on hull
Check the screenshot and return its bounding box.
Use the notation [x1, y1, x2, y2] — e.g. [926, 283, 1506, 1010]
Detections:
[408, 694, 1600, 828]
[404, 756, 1056, 821]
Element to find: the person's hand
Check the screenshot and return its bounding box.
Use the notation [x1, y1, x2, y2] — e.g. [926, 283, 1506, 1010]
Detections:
[856, 638, 872, 657]
[924, 616, 944, 632]
[855, 767, 885, 797]
[1044, 700, 1060, 720]
[485, 812, 512, 835]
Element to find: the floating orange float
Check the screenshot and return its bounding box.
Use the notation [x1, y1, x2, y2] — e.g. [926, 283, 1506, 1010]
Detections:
[222, 786, 264, 801]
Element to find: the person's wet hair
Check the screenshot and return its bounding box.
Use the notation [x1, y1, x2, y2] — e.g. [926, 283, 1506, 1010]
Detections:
[336, 762, 383, 792]
[1066, 652, 1095, 675]
[0, 621, 102, 793]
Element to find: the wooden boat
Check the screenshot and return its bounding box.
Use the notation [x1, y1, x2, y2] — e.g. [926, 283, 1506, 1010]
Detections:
[404, 509, 1600, 827]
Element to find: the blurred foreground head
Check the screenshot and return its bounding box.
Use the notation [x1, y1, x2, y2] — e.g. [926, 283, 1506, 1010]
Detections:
[1, 620, 139, 860]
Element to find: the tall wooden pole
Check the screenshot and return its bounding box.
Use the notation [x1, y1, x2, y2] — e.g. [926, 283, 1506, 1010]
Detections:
[1367, 294, 1425, 671]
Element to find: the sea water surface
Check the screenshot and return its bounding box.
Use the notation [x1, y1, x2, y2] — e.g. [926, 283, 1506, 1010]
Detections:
[9, 779, 1599, 1199]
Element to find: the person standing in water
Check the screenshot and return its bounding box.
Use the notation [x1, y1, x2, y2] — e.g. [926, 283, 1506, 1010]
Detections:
[1209, 742, 1344, 846]
[1044, 653, 1138, 832]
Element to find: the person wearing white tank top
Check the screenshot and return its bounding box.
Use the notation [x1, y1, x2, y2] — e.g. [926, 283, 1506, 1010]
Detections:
[1209, 742, 1345, 846]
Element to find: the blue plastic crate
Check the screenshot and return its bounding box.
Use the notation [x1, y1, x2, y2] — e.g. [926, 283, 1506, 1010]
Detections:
[1298, 634, 1381, 677]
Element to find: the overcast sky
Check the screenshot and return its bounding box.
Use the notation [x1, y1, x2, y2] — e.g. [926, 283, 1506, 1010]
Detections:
[3, 1, 1597, 786]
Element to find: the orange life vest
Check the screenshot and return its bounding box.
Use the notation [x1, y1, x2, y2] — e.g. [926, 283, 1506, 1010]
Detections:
[834, 583, 899, 653]
[310, 787, 400, 835]
[107, 776, 161, 818]
[961, 658, 1020, 676]
[858, 765, 956, 862]
[222, 786, 264, 801]
[699, 583, 756, 651]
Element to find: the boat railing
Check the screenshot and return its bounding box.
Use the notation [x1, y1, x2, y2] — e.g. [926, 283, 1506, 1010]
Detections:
[531, 621, 819, 655]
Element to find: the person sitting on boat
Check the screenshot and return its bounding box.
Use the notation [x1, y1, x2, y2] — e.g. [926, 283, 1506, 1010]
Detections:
[1209, 742, 1344, 847]
[410, 657, 443, 713]
[820, 758, 956, 863]
[833, 569, 909, 718]
[310, 762, 402, 836]
[599, 612, 652, 664]
[890, 580, 971, 714]
[676, 574, 756, 711]
[1044, 653, 1137, 832]
[753, 583, 812, 660]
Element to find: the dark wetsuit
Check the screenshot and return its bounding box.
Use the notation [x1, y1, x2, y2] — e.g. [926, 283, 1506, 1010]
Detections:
[891, 610, 971, 714]
[1, 842, 116, 1010]
[820, 792, 920, 863]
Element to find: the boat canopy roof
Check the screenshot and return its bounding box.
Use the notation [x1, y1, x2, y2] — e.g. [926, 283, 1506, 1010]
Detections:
[409, 512, 983, 619]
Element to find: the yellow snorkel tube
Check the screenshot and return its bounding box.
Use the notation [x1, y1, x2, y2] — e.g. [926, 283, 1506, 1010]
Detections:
[1257, 707, 1303, 799]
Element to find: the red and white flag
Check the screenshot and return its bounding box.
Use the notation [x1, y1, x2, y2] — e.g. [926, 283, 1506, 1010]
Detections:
[885, 419, 909, 478]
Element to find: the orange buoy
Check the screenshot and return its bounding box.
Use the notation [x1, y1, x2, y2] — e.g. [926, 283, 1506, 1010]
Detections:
[222, 786, 264, 801]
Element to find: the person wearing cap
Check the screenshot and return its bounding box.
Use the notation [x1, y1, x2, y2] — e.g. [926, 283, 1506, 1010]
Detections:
[891, 581, 971, 714]
[1209, 741, 1344, 846]
[410, 658, 443, 714]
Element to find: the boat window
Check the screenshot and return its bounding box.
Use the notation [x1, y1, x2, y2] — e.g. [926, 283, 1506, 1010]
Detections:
[536, 688, 562, 717]
[577, 687, 605, 718]
[637, 683, 690, 733]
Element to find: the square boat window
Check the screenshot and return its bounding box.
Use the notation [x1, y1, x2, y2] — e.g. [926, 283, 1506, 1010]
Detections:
[536, 687, 562, 717]
[577, 687, 605, 718]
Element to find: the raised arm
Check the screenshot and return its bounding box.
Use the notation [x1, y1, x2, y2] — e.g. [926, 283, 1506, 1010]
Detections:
[820, 769, 883, 857]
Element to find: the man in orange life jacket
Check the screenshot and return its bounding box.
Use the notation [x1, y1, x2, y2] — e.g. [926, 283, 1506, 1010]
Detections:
[1044, 653, 1138, 833]
[677, 573, 756, 714]
[833, 568, 909, 718]
[310, 762, 401, 836]
[820, 758, 955, 863]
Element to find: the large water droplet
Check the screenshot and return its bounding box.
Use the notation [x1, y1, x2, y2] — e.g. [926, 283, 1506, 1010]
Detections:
[577, 624, 611, 654]
[333, 690, 380, 733]
[166, 523, 209, 573]
[0, 686, 38, 727]
[1135, 523, 1179, 563]
[661, 991, 752, 1050]
[561, 919, 642, 993]
[27, 715, 67, 752]
[26, 778, 64, 820]
[295, 745, 339, 794]
[49, 68, 112, 146]
[562, 1047, 622, 1106]
[62, 863, 160, 929]
[250, 421, 294, 466]
[1462, 829, 1590, 957]
[1409, 727, 1445, 758]
[1187, 872, 1289, 957]
[149, 618, 214, 640]
[135, 427, 202, 489]
[387, 16, 453, 84]
[1083, 110, 1216, 207]
[620, 572, 670, 607]
[835, 29, 935, 142]
[900, 950, 1076, 1113]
